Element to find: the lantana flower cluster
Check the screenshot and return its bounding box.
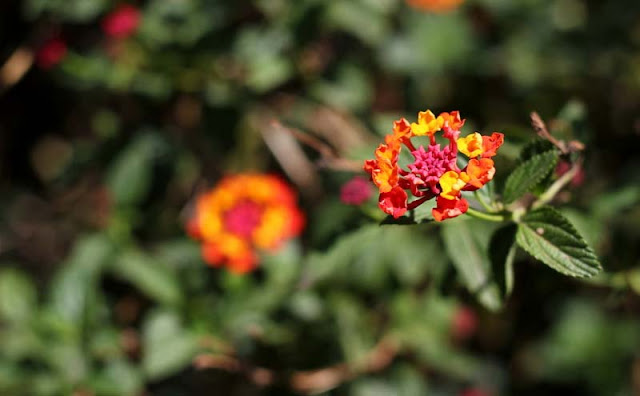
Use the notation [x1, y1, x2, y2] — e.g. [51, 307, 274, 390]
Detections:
[364, 110, 503, 222]
[187, 174, 304, 273]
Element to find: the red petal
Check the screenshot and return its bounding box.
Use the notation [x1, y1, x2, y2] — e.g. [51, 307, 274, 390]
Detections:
[378, 186, 408, 218]
[432, 196, 469, 222]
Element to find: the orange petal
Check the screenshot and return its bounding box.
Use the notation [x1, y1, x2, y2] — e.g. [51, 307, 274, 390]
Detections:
[481, 132, 504, 158]
[440, 111, 465, 130]
[392, 118, 412, 140]
[464, 158, 495, 190]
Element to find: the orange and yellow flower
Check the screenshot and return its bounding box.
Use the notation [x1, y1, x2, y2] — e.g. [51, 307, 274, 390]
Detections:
[406, 0, 465, 13]
[187, 174, 304, 273]
[364, 110, 504, 222]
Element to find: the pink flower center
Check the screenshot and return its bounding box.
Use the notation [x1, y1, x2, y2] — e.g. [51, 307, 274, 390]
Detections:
[223, 201, 263, 238]
[407, 144, 457, 194]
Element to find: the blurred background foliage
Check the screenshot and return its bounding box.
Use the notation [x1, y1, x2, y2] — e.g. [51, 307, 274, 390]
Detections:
[0, 0, 640, 395]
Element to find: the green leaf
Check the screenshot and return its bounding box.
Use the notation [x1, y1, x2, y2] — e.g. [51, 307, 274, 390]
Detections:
[310, 63, 373, 111]
[441, 218, 502, 311]
[489, 223, 518, 297]
[0, 268, 37, 324]
[325, 0, 390, 47]
[503, 149, 559, 203]
[49, 234, 113, 324]
[44, 342, 88, 385]
[516, 206, 602, 278]
[142, 310, 198, 380]
[304, 224, 443, 291]
[106, 133, 167, 207]
[91, 359, 143, 396]
[519, 139, 555, 162]
[330, 293, 375, 369]
[111, 251, 182, 306]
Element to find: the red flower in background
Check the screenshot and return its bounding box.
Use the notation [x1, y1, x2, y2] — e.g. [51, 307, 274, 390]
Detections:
[187, 174, 304, 273]
[451, 306, 478, 341]
[459, 388, 492, 396]
[555, 160, 585, 188]
[36, 38, 67, 69]
[102, 4, 141, 39]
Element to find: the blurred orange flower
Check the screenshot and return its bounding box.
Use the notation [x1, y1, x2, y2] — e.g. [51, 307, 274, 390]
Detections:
[406, 0, 464, 12]
[187, 174, 304, 273]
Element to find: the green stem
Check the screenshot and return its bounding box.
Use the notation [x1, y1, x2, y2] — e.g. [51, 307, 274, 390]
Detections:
[465, 207, 508, 222]
[474, 190, 495, 212]
[532, 160, 581, 210]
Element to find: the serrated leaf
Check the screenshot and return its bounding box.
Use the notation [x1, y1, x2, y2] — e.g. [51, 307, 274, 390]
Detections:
[516, 206, 602, 278]
[441, 218, 502, 311]
[503, 149, 559, 203]
[519, 139, 555, 162]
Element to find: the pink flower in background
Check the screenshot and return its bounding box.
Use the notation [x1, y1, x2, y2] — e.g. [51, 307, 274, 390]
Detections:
[452, 306, 478, 341]
[555, 160, 585, 188]
[459, 388, 491, 396]
[340, 176, 373, 205]
[102, 4, 141, 39]
[36, 38, 67, 69]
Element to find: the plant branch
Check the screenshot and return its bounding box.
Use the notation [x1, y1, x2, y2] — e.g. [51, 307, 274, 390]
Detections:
[473, 190, 495, 213]
[277, 121, 363, 172]
[465, 207, 508, 222]
[0, 46, 33, 93]
[532, 159, 582, 209]
[193, 336, 399, 394]
[530, 112, 568, 154]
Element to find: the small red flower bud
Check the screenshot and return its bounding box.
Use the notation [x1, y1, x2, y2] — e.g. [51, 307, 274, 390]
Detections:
[36, 38, 67, 69]
[459, 388, 491, 396]
[452, 306, 478, 340]
[102, 4, 141, 39]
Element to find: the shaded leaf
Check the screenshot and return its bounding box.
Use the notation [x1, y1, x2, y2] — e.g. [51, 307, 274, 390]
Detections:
[106, 133, 167, 207]
[330, 293, 375, 369]
[49, 234, 113, 324]
[112, 251, 182, 306]
[442, 218, 502, 311]
[91, 359, 143, 396]
[142, 310, 198, 380]
[519, 139, 555, 162]
[489, 223, 518, 297]
[0, 268, 37, 324]
[516, 206, 602, 278]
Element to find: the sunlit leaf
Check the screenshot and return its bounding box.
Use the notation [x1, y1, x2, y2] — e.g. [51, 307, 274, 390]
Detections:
[516, 206, 602, 277]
